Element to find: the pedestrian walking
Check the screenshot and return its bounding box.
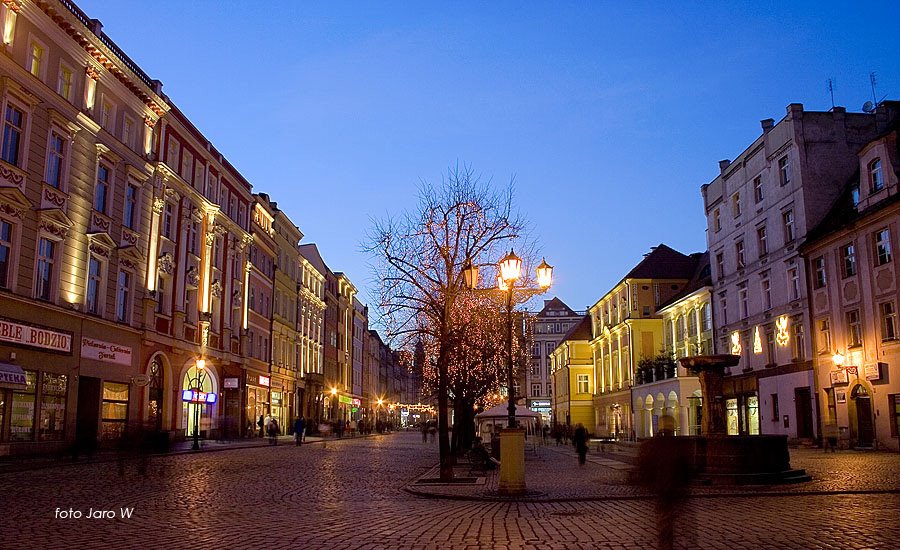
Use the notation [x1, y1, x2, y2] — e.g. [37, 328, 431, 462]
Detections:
[257, 415, 265, 438]
[421, 422, 428, 443]
[294, 417, 306, 446]
[268, 418, 279, 445]
[572, 423, 588, 466]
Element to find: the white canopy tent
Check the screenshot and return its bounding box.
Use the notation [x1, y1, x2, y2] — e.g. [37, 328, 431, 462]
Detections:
[475, 403, 542, 443]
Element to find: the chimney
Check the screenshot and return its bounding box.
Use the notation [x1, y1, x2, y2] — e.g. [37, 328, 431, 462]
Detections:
[760, 118, 774, 132]
[151, 79, 164, 95]
[90, 18, 103, 35]
[718, 159, 731, 173]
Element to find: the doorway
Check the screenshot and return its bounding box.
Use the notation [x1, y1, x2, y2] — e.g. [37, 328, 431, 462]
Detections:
[794, 387, 814, 439]
[75, 377, 101, 446]
[852, 385, 874, 448]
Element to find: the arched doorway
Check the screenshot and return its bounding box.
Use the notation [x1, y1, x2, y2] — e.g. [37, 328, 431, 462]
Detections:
[181, 364, 218, 438]
[851, 384, 874, 448]
[147, 356, 165, 432]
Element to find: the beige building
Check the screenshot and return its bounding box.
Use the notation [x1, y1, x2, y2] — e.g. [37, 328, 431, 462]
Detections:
[270, 201, 302, 429]
[297, 243, 326, 422]
[529, 298, 583, 425]
[550, 316, 593, 430]
[801, 103, 900, 450]
[702, 103, 884, 440]
[590, 245, 700, 438]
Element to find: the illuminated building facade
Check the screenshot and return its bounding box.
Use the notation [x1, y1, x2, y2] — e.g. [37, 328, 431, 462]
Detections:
[801, 103, 900, 450]
[633, 253, 710, 437]
[270, 202, 302, 431]
[589, 245, 699, 438]
[297, 243, 326, 423]
[702, 104, 883, 439]
[549, 315, 593, 430]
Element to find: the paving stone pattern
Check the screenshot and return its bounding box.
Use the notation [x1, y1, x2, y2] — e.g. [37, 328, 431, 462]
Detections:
[0, 432, 897, 549]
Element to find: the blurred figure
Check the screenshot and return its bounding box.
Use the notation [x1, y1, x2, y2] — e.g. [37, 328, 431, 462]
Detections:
[572, 423, 588, 466]
[294, 417, 306, 446]
[637, 432, 694, 550]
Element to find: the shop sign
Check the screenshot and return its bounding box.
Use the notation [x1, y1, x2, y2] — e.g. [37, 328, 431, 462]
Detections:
[0, 363, 27, 386]
[80, 338, 132, 366]
[339, 395, 352, 405]
[830, 369, 849, 385]
[181, 389, 217, 403]
[351, 407, 358, 413]
[351, 398, 361, 406]
[258, 375, 270, 387]
[865, 363, 883, 381]
[0, 317, 72, 353]
[531, 400, 550, 407]
[132, 374, 151, 387]
[224, 377, 239, 389]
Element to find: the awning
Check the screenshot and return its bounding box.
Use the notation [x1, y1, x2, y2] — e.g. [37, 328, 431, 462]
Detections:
[0, 362, 27, 388]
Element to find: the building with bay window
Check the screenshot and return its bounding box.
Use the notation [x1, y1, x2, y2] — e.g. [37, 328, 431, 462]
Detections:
[800, 102, 900, 450]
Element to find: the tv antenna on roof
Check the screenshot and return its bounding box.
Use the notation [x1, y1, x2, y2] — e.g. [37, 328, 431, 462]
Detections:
[826, 78, 835, 110]
[870, 72, 879, 106]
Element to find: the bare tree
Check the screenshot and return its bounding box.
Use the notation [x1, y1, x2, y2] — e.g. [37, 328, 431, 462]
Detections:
[367, 164, 528, 481]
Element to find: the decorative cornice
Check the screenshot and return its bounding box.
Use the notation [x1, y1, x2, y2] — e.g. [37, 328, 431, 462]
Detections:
[158, 252, 174, 275]
[152, 196, 165, 214]
[85, 65, 100, 81]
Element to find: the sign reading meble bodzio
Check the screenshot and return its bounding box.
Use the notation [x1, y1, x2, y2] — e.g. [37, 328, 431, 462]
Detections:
[0, 317, 72, 353]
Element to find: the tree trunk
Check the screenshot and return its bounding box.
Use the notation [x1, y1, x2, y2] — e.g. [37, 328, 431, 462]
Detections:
[451, 400, 476, 454]
[437, 341, 453, 481]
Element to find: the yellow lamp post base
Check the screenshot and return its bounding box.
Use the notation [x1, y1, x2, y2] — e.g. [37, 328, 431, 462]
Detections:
[498, 428, 526, 496]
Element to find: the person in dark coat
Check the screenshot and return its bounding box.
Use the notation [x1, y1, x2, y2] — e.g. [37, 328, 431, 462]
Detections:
[572, 423, 588, 466]
[294, 417, 306, 446]
[268, 419, 279, 445]
[257, 415, 265, 438]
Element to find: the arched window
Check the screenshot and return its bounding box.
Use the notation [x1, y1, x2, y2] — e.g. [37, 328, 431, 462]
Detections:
[148, 357, 163, 431]
[870, 158, 884, 192]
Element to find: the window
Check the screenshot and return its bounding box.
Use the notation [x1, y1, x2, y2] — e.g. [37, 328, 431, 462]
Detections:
[841, 243, 857, 277]
[846, 310, 862, 347]
[2, 104, 25, 166]
[813, 257, 826, 289]
[181, 148, 193, 183]
[731, 192, 741, 218]
[156, 275, 168, 315]
[57, 64, 73, 101]
[791, 320, 805, 360]
[715, 252, 725, 280]
[86, 256, 102, 315]
[94, 164, 110, 214]
[187, 220, 199, 256]
[788, 268, 800, 301]
[757, 226, 768, 257]
[116, 270, 131, 323]
[162, 202, 174, 240]
[35, 238, 55, 301]
[100, 99, 114, 131]
[851, 184, 860, 206]
[735, 240, 745, 269]
[880, 302, 897, 341]
[39, 373, 67, 441]
[761, 277, 771, 310]
[123, 184, 137, 229]
[753, 176, 763, 203]
[869, 158, 884, 192]
[45, 131, 65, 188]
[101, 382, 129, 440]
[0, 218, 12, 289]
[765, 327, 776, 364]
[9, 369, 36, 441]
[719, 293, 727, 325]
[28, 40, 44, 78]
[874, 229, 892, 265]
[701, 303, 712, 332]
[531, 384, 541, 397]
[771, 394, 779, 421]
[782, 210, 795, 243]
[778, 156, 790, 186]
[576, 374, 589, 394]
[713, 208, 721, 232]
[817, 318, 832, 354]
[166, 136, 180, 170]
[738, 283, 749, 319]
[122, 116, 134, 149]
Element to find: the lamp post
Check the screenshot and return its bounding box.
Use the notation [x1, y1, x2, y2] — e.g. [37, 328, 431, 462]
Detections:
[192, 358, 206, 451]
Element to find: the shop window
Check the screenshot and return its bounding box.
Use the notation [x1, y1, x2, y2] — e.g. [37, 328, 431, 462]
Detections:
[9, 369, 37, 441]
[101, 382, 129, 440]
[890, 394, 900, 437]
[39, 373, 67, 441]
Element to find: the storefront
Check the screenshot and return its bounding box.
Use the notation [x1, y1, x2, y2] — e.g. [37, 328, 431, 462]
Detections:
[245, 371, 270, 435]
[180, 363, 218, 439]
[723, 374, 759, 436]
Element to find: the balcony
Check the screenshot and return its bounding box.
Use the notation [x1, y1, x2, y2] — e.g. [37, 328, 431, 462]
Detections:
[635, 353, 677, 385]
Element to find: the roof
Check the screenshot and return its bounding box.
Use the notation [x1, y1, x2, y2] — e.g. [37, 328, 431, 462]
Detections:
[298, 243, 328, 276]
[656, 252, 712, 310]
[536, 297, 578, 317]
[625, 244, 699, 280]
[561, 315, 592, 342]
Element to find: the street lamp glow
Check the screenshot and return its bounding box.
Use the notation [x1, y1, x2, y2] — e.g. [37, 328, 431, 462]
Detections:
[496, 275, 508, 291]
[462, 261, 478, 290]
[832, 352, 845, 367]
[498, 249, 522, 283]
[536, 258, 553, 289]
[196, 358, 205, 370]
[331, 387, 338, 395]
[377, 398, 383, 406]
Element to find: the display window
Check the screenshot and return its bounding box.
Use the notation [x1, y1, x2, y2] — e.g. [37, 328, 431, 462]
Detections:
[39, 372, 67, 441]
[9, 370, 37, 441]
[101, 382, 129, 440]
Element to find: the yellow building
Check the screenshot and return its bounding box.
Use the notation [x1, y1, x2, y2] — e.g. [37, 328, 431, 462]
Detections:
[550, 316, 594, 431]
[590, 245, 701, 438]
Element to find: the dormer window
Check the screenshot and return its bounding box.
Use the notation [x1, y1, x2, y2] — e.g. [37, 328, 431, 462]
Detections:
[869, 158, 884, 193]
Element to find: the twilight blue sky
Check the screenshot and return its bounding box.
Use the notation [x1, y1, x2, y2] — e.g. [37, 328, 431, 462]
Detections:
[80, 0, 898, 315]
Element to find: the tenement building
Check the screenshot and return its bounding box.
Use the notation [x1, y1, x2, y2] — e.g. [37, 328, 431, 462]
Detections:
[271, 200, 303, 431]
[589, 245, 700, 438]
[549, 315, 593, 429]
[529, 297, 583, 425]
[800, 102, 900, 450]
[297, 243, 326, 424]
[702, 103, 884, 440]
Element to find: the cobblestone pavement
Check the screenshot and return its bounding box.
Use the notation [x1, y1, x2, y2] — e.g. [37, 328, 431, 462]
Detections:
[1, 432, 897, 549]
